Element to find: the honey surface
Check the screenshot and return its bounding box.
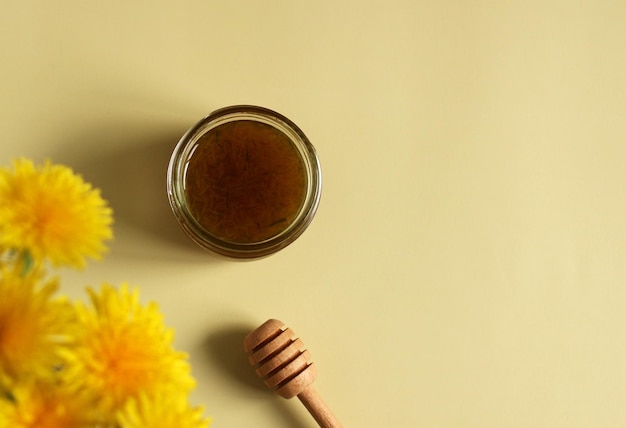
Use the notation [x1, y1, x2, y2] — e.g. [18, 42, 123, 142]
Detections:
[184, 120, 306, 243]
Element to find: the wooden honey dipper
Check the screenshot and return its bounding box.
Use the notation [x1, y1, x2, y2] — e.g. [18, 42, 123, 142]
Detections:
[244, 319, 343, 428]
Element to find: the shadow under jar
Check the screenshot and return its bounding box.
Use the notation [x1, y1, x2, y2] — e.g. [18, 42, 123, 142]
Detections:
[167, 105, 322, 259]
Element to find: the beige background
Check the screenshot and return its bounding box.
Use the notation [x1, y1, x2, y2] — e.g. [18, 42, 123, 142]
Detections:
[2, 1, 625, 426]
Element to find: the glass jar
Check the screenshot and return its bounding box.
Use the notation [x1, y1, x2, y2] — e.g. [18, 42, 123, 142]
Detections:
[167, 105, 322, 259]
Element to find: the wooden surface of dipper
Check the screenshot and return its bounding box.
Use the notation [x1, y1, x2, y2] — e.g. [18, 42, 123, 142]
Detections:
[244, 319, 343, 428]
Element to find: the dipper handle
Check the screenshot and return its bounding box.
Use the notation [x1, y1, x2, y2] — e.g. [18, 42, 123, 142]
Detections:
[298, 386, 343, 428]
[244, 319, 343, 428]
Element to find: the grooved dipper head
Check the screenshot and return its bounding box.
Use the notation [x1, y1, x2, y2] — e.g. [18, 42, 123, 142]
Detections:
[244, 319, 317, 399]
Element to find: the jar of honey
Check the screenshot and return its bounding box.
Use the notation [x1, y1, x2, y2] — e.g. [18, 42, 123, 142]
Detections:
[167, 105, 322, 259]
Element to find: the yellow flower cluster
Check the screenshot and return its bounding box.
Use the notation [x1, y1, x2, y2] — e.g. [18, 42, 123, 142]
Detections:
[0, 159, 210, 428]
[0, 159, 113, 269]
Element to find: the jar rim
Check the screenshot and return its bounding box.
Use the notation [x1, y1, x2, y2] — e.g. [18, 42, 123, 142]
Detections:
[167, 105, 322, 259]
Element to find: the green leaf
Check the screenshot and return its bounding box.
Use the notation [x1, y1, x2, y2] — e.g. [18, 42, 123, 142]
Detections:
[20, 249, 35, 276]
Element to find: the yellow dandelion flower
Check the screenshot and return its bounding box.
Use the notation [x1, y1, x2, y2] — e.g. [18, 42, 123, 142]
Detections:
[0, 267, 76, 380]
[63, 284, 195, 420]
[117, 392, 211, 428]
[0, 158, 113, 268]
[0, 377, 94, 428]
